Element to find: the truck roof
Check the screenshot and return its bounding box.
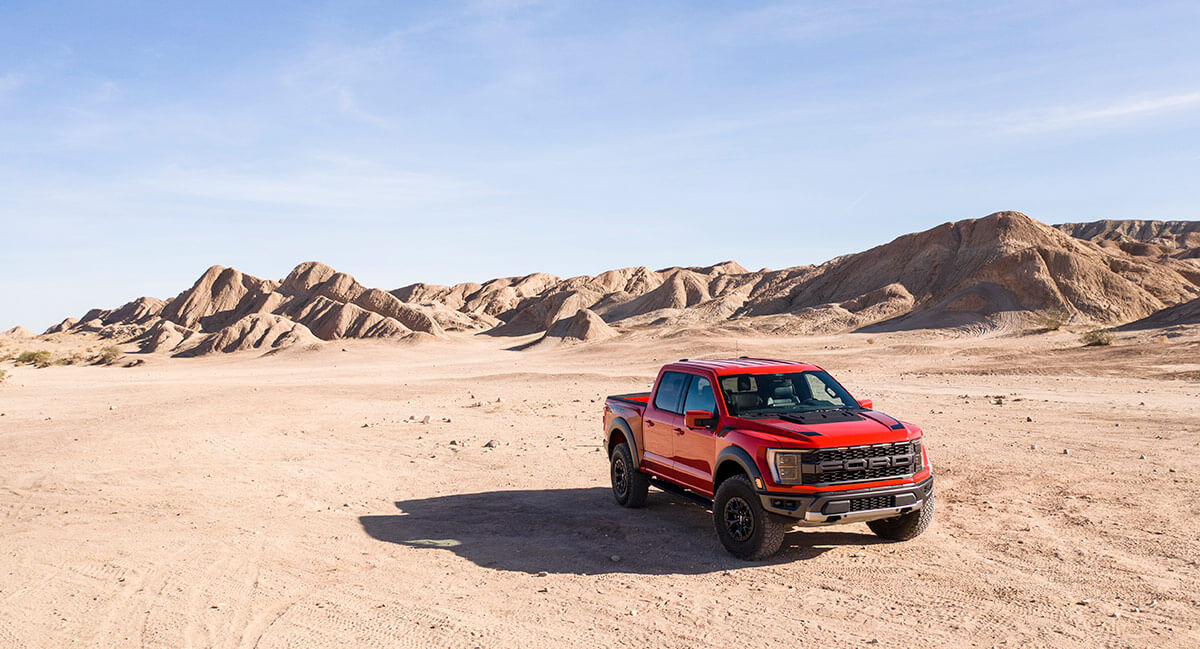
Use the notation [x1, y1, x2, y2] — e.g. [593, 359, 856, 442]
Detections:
[663, 358, 822, 375]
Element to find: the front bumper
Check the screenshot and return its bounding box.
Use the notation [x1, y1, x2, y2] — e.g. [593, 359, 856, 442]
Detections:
[759, 477, 933, 526]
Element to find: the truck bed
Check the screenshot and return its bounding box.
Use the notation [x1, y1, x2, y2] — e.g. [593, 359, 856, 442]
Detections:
[607, 392, 650, 406]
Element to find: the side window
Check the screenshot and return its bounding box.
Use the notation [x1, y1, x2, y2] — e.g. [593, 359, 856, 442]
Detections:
[682, 375, 716, 414]
[653, 372, 688, 414]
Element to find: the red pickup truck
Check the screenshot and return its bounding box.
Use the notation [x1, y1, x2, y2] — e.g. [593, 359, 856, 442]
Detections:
[604, 358, 932, 559]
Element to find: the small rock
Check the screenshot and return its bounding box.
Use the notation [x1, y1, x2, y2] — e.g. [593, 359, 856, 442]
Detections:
[610, 555, 621, 562]
[449, 440, 458, 446]
[361, 423, 370, 428]
[420, 415, 431, 424]
[1063, 449, 1070, 455]
[341, 348, 348, 352]
[483, 440, 500, 448]
[536, 571, 548, 577]
[1030, 444, 1038, 450]
[1169, 468, 1177, 473]
[495, 397, 504, 403]
[109, 405, 117, 411]
[1026, 416, 1032, 422]
[442, 417, 452, 423]
[1139, 454, 1146, 460]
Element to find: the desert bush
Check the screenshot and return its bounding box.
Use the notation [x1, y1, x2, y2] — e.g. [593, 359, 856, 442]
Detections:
[56, 352, 87, 366]
[15, 350, 53, 368]
[95, 345, 123, 365]
[0, 368, 8, 384]
[1033, 307, 1070, 331]
[1081, 329, 1115, 346]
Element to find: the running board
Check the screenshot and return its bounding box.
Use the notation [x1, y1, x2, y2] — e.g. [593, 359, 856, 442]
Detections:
[648, 477, 713, 509]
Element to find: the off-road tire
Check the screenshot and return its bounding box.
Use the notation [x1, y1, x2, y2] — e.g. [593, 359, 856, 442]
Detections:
[610, 442, 649, 508]
[713, 475, 787, 560]
[867, 492, 934, 541]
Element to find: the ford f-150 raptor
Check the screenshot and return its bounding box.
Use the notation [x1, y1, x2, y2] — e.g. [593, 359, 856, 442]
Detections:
[603, 358, 933, 559]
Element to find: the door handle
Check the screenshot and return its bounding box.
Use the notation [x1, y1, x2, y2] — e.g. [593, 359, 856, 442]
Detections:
[646, 421, 655, 427]
[674, 428, 686, 436]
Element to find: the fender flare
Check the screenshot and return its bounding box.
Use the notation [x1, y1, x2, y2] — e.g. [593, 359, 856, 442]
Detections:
[714, 445, 765, 488]
[607, 417, 639, 461]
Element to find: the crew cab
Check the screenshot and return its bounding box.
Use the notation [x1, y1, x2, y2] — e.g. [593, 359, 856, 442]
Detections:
[603, 358, 933, 559]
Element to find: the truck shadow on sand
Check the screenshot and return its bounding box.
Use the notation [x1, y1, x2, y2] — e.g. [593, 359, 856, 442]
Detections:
[359, 487, 886, 575]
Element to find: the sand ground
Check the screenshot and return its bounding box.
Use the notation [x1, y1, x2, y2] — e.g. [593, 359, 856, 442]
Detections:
[1, 328, 1198, 648]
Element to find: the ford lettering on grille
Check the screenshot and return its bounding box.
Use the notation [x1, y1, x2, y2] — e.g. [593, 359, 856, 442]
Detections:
[803, 442, 920, 485]
[817, 452, 914, 473]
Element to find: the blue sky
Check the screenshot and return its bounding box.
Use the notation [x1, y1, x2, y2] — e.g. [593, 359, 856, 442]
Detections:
[2, 1, 1199, 329]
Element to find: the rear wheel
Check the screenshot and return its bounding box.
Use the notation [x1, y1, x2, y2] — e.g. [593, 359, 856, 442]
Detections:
[713, 475, 786, 559]
[610, 442, 649, 508]
[867, 492, 934, 541]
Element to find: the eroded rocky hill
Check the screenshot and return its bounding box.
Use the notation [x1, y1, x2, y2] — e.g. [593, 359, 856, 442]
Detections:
[40, 212, 1200, 354]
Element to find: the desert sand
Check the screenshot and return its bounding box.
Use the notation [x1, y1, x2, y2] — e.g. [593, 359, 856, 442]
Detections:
[2, 324, 1198, 648]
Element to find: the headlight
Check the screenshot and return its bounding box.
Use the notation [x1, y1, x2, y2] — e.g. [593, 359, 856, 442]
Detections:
[766, 449, 808, 485]
[912, 437, 929, 470]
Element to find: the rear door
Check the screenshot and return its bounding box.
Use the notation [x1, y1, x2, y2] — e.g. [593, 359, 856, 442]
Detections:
[641, 370, 688, 476]
[673, 373, 720, 495]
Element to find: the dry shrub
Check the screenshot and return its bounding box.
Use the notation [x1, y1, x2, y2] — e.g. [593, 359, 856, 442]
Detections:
[0, 368, 8, 384]
[15, 350, 53, 368]
[1081, 329, 1115, 346]
[1032, 307, 1070, 331]
[56, 352, 88, 366]
[95, 345, 123, 365]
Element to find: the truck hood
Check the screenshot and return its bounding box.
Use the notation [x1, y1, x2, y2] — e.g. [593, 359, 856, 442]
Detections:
[730, 409, 917, 447]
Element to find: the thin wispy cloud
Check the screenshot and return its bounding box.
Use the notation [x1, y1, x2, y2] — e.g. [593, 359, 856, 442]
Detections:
[999, 90, 1200, 133]
[136, 163, 478, 214]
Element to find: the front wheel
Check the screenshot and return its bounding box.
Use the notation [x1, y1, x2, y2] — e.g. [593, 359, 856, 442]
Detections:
[610, 442, 649, 508]
[867, 492, 934, 541]
[713, 475, 787, 559]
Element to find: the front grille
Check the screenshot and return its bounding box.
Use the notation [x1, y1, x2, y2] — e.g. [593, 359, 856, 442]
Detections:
[801, 441, 920, 485]
[847, 495, 895, 512]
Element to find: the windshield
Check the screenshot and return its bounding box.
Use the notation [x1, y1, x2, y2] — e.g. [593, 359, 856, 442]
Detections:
[718, 371, 858, 417]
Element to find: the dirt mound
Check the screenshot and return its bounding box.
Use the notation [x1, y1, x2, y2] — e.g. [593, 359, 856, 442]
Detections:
[1121, 296, 1200, 330]
[184, 314, 320, 356]
[530, 308, 618, 348]
[3, 326, 33, 338]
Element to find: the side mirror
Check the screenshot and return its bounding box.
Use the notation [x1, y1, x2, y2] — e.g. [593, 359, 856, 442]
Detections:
[685, 410, 717, 429]
[857, 399, 873, 410]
